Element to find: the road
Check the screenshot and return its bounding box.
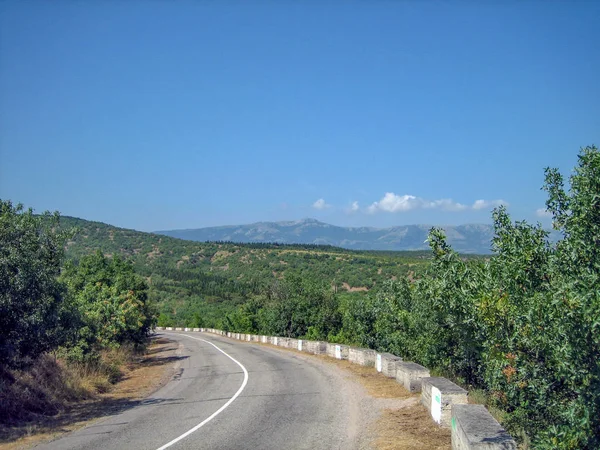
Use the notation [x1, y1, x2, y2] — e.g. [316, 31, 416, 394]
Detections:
[36, 332, 364, 450]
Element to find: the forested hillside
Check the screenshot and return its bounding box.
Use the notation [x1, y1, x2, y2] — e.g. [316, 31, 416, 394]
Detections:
[59, 217, 432, 327]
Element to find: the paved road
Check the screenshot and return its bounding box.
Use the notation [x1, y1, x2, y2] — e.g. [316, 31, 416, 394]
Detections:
[37, 332, 362, 450]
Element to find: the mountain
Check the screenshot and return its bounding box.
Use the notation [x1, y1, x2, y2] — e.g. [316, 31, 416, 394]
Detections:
[156, 219, 497, 254]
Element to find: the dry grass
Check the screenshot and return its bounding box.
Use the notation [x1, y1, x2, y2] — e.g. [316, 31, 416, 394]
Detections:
[0, 337, 179, 449]
[375, 404, 451, 450]
[318, 358, 412, 399]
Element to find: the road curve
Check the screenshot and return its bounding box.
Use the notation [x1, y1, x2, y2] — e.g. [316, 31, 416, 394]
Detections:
[36, 332, 363, 450]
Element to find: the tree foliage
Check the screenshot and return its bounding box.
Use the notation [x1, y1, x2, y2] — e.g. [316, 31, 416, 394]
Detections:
[61, 251, 154, 359]
[0, 200, 156, 368]
[0, 201, 70, 368]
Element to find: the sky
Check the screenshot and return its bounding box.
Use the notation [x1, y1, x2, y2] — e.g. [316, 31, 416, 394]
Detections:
[1, 1, 598, 232]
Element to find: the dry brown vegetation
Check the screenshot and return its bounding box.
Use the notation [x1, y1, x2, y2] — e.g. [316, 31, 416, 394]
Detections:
[0, 337, 179, 449]
[375, 405, 451, 450]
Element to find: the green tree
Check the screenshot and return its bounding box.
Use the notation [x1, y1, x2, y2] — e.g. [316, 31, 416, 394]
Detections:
[0, 201, 70, 368]
[62, 251, 154, 357]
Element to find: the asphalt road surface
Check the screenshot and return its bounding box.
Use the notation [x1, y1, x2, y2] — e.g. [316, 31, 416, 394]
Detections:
[36, 332, 363, 450]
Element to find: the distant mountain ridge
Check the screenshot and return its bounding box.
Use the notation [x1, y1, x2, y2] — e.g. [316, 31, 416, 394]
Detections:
[156, 219, 498, 254]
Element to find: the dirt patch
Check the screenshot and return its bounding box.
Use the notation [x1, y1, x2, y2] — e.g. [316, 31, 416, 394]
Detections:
[0, 337, 180, 450]
[321, 358, 449, 448]
[176, 255, 190, 268]
[342, 282, 369, 292]
[210, 250, 232, 262]
[374, 404, 451, 450]
[146, 245, 161, 260]
[324, 360, 412, 399]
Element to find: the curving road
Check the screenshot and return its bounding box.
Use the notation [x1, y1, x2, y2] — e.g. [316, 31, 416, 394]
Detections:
[36, 332, 363, 450]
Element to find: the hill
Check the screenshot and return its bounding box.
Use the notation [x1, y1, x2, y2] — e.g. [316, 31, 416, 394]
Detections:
[58, 216, 433, 327]
[156, 219, 496, 254]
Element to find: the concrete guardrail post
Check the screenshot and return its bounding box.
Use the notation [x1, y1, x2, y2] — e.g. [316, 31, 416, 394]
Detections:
[421, 377, 468, 427]
[395, 361, 430, 392]
[376, 353, 402, 378]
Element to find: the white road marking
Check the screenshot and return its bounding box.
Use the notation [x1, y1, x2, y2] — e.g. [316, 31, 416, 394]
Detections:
[156, 334, 249, 450]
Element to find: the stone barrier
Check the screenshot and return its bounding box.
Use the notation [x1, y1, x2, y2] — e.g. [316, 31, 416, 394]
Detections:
[326, 343, 349, 360]
[451, 404, 516, 450]
[303, 341, 327, 355]
[395, 361, 430, 392]
[276, 337, 289, 347]
[421, 377, 468, 427]
[376, 352, 402, 378]
[348, 347, 377, 367]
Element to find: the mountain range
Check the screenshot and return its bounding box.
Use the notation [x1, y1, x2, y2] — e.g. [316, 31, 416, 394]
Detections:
[156, 219, 500, 254]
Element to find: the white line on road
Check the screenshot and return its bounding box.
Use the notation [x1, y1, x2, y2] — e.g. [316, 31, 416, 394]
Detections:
[156, 334, 249, 450]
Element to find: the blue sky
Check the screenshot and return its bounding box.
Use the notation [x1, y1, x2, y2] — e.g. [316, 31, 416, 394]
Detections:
[1, 1, 598, 232]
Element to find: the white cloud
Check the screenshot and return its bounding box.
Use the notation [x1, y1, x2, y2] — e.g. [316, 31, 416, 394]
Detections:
[367, 193, 422, 213]
[366, 193, 509, 214]
[350, 201, 359, 212]
[425, 198, 468, 212]
[472, 199, 508, 210]
[536, 208, 552, 218]
[312, 198, 331, 210]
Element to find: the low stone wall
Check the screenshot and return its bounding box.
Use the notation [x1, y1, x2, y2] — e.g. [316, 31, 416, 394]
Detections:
[451, 405, 516, 450]
[348, 347, 377, 367]
[276, 337, 290, 348]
